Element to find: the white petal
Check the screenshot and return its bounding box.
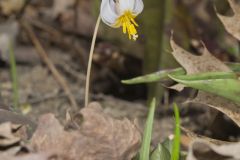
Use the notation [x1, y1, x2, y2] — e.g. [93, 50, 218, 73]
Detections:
[118, 0, 135, 14]
[100, 0, 119, 27]
[132, 0, 144, 15]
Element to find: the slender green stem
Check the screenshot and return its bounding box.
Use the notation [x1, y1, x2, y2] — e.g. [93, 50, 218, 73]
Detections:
[9, 41, 19, 110]
[85, 16, 101, 107]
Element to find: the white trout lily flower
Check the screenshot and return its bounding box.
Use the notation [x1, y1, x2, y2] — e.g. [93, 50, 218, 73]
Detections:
[100, 0, 144, 40]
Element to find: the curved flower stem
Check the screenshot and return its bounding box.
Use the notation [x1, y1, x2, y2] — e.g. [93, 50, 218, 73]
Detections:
[85, 15, 101, 107]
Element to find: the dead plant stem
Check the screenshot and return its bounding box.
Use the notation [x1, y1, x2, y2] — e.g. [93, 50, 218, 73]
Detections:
[21, 20, 78, 110]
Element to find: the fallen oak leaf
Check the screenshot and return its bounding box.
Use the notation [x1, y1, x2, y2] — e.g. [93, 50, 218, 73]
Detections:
[79, 102, 141, 160]
[31, 102, 141, 160]
[217, 0, 240, 41]
[0, 152, 72, 160]
[186, 140, 240, 160]
[0, 122, 30, 158]
[169, 40, 240, 127]
[0, 146, 22, 158]
[0, 122, 20, 147]
[30, 113, 75, 156]
[170, 40, 231, 75]
[180, 126, 230, 147]
[169, 39, 231, 91]
[188, 92, 240, 127]
[0, 108, 36, 138]
[0, 0, 25, 15]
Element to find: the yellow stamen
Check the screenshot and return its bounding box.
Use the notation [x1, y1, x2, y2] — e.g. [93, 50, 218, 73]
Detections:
[114, 11, 139, 40]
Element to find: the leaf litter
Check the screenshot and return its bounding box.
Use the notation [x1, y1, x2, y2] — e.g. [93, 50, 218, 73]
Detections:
[0, 0, 239, 159]
[217, 0, 240, 41]
[186, 140, 240, 160]
[170, 37, 240, 159]
[28, 102, 141, 160]
[170, 39, 240, 127]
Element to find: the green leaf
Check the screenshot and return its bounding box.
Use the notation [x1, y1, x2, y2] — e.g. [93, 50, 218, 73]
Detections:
[171, 103, 181, 160]
[169, 72, 237, 81]
[122, 68, 185, 84]
[9, 40, 19, 110]
[150, 144, 171, 160]
[139, 98, 156, 160]
[227, 62, 240, 72]
[168, 72, 240, 104]
[122, 63, 240, 85]
[162, 138, 173, 154]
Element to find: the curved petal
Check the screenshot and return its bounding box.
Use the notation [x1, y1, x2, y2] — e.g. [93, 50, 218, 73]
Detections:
[132, 0, 144, 15]
[118, 0, 135, 14]
[100, 0, 119, 27]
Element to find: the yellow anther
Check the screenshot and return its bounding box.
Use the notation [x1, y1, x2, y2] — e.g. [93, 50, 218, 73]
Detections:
[114, 11, 139, 40]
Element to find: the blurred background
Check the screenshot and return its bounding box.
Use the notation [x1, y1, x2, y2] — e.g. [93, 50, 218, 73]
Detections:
[0, 0, 239, 142]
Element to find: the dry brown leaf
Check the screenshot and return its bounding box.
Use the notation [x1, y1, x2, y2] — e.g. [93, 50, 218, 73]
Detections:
[0, 122, 31, 158]
[170, 40, 231, 74]
[0, 122, 20, 147]
[217, 0, 240, 41]
[0, 153, 71, 160]
[0, 0, 25, 15]
[170, 39, 231, 92]
[0, 109, 36, 131]
[181, 127, 230, 146]
[0, 146, 22, 156]
[187, 140, 240, 160]
[30, 113, 74, 156]
[168, 84, 185, 92]
[189, 92, 240, 127]
[31, 102, 141, 160]
[170, 40, 240, 127]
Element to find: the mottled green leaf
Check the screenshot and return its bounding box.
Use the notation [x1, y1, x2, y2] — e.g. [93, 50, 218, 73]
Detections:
[150, 144, 171, 160]
[169, 72, 237, 81]
[169, 72, 240, 104]
[122, 63, 240, 85]
[163, 138, 173, 154]
[122, 68, 184, 84]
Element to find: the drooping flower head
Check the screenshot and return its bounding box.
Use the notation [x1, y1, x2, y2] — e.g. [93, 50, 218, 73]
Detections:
[100, 0, 144, 40]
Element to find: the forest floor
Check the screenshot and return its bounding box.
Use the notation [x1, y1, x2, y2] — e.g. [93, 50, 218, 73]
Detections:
[0, 0, 239, 159]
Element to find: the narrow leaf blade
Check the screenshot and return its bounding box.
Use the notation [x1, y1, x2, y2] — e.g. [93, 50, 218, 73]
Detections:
[122, 63, 240, 85]
[122, 68, 185, 84]
[139, 98, 156, 160]
[169, 73, 240, 104]
[171, 103, 181, 160]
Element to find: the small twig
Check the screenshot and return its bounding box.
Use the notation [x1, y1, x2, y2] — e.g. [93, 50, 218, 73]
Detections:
[30, 19, 87, 68]
[85, 16, 101, 107]
[21, 20, 78, 110]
